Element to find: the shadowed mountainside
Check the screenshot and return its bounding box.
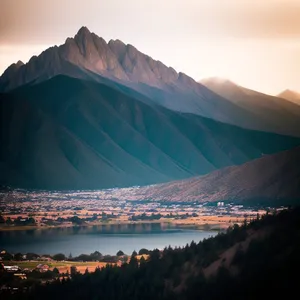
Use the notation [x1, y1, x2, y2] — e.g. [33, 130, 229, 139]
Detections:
[1, 75, 300, 190]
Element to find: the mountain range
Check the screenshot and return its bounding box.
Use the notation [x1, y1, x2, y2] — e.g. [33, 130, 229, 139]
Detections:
[2, 27, 300, 136]
[2, 75, 299, 190]
[201, 77, 300, 137]
[1, 26, 300, 196]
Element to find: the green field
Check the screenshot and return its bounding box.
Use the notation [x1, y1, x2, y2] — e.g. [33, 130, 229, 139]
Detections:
[3, 260, 102, 269]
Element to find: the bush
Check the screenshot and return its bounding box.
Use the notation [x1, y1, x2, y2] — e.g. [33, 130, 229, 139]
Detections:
[138, 248, 150, 255]
[53, 253, 66, 261]
[116, 250, 124, 256]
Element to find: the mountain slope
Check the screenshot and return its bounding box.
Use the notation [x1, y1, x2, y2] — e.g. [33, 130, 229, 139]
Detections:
[1, 75, 299, 190]
[1, 27, 299, 136]
[201, 77, 300, 136]
[277, 89, 300, 105]
[118, 146, 300, 204]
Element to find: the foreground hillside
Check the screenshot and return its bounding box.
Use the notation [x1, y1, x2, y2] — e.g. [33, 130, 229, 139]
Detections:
[1, 75, 299, 190]
[102, 146, 300, 205]
[4, 208, 300, 299]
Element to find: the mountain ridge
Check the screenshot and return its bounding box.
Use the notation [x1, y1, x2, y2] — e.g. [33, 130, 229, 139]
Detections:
[1, 75, 299, 190]
[1, 27, 300, 136]
[200, 77, 300, 136]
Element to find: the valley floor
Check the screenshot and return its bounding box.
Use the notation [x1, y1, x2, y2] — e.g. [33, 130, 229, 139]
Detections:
[0, 214, 260, 231]
[0, 190, 268, 231]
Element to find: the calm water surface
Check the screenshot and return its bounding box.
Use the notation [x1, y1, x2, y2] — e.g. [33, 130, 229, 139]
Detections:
[0, 223, 217, 256]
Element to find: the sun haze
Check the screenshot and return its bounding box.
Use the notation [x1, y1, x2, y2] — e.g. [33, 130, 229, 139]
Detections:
[1, 0, 300, 95]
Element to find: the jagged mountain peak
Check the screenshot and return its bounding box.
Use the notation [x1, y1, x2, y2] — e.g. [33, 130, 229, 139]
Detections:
[0, 26, 187, 90]
[108, 39, 126, 46]
[76, 26, 91, 36]
[74, 26, 93, 44]
[16, 60, 24, 67]
[0, 60, 24, 78]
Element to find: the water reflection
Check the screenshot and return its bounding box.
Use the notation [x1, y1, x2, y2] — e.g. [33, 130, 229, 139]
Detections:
[0, 223, 216, 256]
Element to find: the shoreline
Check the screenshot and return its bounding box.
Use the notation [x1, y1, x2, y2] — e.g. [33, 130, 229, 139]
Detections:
[0, 220, 227, 232]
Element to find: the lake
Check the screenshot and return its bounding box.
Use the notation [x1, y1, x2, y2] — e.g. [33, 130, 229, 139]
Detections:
[0, 223, 217, 256]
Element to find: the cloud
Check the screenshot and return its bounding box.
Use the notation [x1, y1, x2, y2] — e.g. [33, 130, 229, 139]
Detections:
[184, 1, 300, 39]
[1, 0, 300, 94]
[1, 0, 300, 46]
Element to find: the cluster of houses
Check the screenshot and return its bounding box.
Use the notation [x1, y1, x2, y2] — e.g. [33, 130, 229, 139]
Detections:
[0, 250, 51, 281]
[1, 262, 50, 273]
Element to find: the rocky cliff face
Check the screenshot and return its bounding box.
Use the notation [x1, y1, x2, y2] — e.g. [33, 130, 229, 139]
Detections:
[0, 26, 186, 91]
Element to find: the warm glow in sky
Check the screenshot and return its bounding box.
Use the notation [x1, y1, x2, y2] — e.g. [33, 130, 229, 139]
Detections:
[1, 0, 300, 95]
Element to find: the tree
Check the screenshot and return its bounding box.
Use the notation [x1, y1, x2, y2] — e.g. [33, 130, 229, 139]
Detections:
[28, 217, 36, 224]
[26, 252, 40, 260]
[14, 252, 23, 261]
[139, 256, 146, 266]
[138, 248, 150, 255]
[117, 250, 124, 256]
[150, 249, 160, 261]
[0, 215, 5, 224]
[70, 266, 78, 277]
[5, 217, 13, 225]
[131, 250, 138, 257]
[53, 253, 66, 261]
[53, 267, 60, 275]
[129, 255, 138, 268]
[70, 216, 83, 225]
[2, 252, 13, 260]
[90, 251, 102, 260]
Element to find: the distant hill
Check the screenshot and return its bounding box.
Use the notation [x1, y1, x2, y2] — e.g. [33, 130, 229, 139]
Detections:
[1, 75, 299, 190]
[118, 146, 300, 205]
[201, 77, 300, 137]
[277, 89, 300, 105]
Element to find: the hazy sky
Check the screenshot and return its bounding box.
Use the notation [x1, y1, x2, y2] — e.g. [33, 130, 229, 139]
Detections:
[1, 0, 300, 95]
